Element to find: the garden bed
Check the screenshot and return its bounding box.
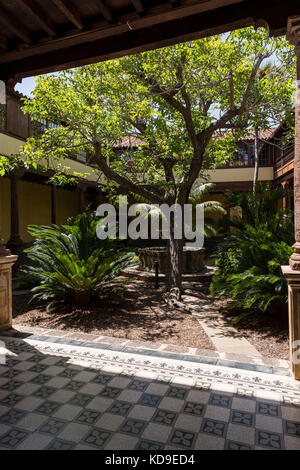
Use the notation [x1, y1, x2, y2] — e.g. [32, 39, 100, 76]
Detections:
[12, 279, 290, 360]
[223, 309, 289, 360]
[12, 279, 215, 351]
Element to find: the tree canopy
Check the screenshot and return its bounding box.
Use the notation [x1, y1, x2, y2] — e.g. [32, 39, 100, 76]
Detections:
[2, 26, 296, 291]
[9, 27, 294, 202]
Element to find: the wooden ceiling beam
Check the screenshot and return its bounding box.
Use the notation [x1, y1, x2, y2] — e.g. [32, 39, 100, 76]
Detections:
[169, 0, 180, 6]
[131, 0, 145, 15]
[16, 0, 57, 37]
[0, 34, 8, 50]
[51, 0, 84, 30]
[95, 0, 114, 22]
[0, 6, 32, 44]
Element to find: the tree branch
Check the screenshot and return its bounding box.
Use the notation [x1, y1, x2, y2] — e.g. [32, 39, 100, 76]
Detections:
[94, 143, 162, 204]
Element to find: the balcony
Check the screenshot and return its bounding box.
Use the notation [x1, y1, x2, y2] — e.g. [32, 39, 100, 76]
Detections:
[274, 146, 294, 180]
[205, 143, 277, 170]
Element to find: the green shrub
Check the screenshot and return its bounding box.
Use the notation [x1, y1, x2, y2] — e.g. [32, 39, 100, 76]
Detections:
[210, 185, 294, 321]
[21, 212, 135, 308]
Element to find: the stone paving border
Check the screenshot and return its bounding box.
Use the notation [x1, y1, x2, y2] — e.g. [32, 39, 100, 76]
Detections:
[0, 325, 290, 377]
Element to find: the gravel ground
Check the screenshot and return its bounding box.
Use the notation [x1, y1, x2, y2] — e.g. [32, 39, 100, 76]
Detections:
[224, 310, 289, 360]
[12, 280, 215, 351]
[12, 280, 289, 360]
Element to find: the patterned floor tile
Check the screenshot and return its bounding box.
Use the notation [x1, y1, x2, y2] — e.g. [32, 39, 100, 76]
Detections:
[31, 374, 52, 385]
[169, 429, 196, 449]
[230, 410, 254, 427]
[0, 428, 29, 448]
[29, 364, 48, 373]
[39, 418, 66, 436]
[120, 418, 146, 436]
[128, 379, 149, 392]
[0, 393, 23, 407]
[284, 420, 300, 437]
[136, 439, 164, 450]
[201, 418, 227, 438]
[58, 368, 79, 379]
[108, 401, 133, 416]
[1, 380, 22, 391]
[167, 387, 188, 400]
[225, 440, 252, 450]
[152, 409, 177, 426]
[1, 334, 300, 450]
[47, 438, 75, 450]
[35, 400, 61, 416]
[68, 393, 93, 407]
[0, 408, 26, 425]
[33, 386, 56, 399]
[91, 374, 113, 385]
[138, 393, 162, 407]
[255, 429, 283, 450]
[82, 428, 111, 449]
[75, 409, 102, 425]
[99, 386, 121, 399]
[257, 401, 280, 417]
[63, 380, 84, 392]
[142, 422, 171, 443]
[183, 402, 205, 417]
[209, 393, 232, 408]
[95, 413, 125, 431]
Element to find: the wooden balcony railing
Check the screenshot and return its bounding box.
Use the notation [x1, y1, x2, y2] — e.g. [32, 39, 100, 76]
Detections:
[274, 146, 294, 179]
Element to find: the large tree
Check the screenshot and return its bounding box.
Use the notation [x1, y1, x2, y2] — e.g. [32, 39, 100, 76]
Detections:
[12, 27, 295, 297]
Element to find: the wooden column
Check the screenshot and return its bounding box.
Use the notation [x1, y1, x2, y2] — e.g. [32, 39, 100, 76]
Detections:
[51, 185, 56, 224]
[287, 17, 300, 271]
[283, 16, 300, 380]
[7, 170, 24, 254]
[77, 182, 87, 213]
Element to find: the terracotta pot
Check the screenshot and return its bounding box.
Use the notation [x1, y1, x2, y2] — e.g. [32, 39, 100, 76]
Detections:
[74, 289, 91, 307]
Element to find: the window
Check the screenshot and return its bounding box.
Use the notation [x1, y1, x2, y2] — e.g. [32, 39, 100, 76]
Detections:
[77, 150, 87, 163]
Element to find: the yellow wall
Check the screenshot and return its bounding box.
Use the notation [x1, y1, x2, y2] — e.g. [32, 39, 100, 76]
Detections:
[0, 132, 102, 183]
[0, 133, 24, 155]
[18, 180, 52, 242]
[207, 166, 274, 183]
[0, 177, 79, 243]
[0, 177, 11, 242]
[56, 187, 78, 225]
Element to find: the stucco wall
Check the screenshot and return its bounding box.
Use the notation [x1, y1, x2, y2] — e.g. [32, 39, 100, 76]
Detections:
[18, 180, 52, 241]
[207, 166, 274, 183]
[55, 187, 78, 225]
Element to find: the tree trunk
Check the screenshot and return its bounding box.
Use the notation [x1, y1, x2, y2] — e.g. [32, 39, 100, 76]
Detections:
[165, 196, 186, 299]
[253, 128, 259, 195]
[167, 235, 185, 298]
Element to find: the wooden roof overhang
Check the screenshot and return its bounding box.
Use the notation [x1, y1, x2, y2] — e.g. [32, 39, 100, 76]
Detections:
[0, 0, 300, 83]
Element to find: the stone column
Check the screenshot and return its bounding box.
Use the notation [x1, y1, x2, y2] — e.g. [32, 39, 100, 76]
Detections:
[0, 242, 17, 331]
[283, 16, 300, 380]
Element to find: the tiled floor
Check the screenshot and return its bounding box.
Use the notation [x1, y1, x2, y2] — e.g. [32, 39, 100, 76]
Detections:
[0, 333, 299, 450]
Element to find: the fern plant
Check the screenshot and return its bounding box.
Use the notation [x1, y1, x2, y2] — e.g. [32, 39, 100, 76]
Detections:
[210, 185, 294, 321]
[21, 212, 135, 308]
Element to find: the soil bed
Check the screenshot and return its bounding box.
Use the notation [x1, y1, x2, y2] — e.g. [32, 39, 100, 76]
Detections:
[12, 280, 215, 350]
[12, 280, 289, 359]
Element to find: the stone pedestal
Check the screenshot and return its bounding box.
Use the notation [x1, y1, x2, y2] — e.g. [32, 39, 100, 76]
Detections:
[282, 266, 300, 380]
[0, 255, 18, 331]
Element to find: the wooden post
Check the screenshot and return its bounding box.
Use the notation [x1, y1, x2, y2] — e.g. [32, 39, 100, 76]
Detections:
[77, 182, 87, 213]
[51, 185, 56, 224]
[283, 16, 300, 380]
[7, 170, 24, 254]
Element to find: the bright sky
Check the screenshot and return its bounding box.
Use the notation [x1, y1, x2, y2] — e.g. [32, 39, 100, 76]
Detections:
[16, 77, 36, 97]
